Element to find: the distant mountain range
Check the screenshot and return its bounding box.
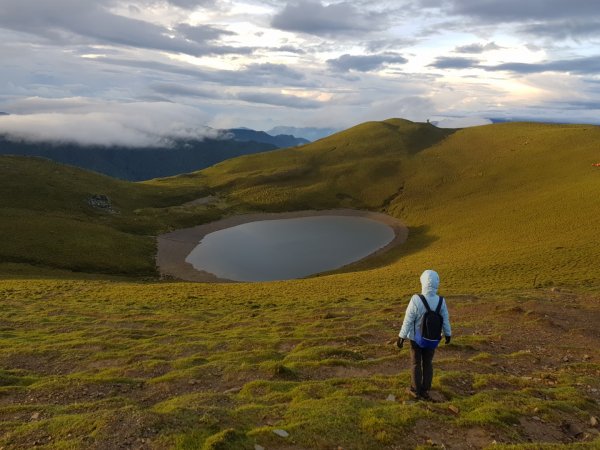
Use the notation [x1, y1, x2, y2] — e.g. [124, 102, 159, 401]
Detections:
[267, 126, 338, 142]
[0, 128, 308, 181]
[227, 128, 309, 147]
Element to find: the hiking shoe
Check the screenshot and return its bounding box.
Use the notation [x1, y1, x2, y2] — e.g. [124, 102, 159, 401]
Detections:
[420, 391, 432, 401]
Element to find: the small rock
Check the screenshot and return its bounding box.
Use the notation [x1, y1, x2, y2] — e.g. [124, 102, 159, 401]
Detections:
[429, 391, 447, 403]
[591, 416, 598, 427]
[448, 405, 460, 415]
[188, 380, 197, 385]
[87, 194, 116, 213]
[568, 423, 583, 437]
[224, 387, 242, 394]
[563, 355, 570, 362]
[254, 445, 265, 450]
[533, 407, 540, 413]
[583, 354, 592, 361]
[272, 429, 289, 438]
[386, 394, 396, 402]
[30, 412, 40, 421]
[532, 416, 541, 421]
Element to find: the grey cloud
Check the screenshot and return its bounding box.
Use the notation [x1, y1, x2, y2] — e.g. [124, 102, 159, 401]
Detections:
[366, 38, 416, 53]
[454, 42, 501, 54]
[244, 63, 305, 81]
[430, 56, 600, 75]
[432, 0, 600, 39]
[272, 1, 380, 36]
[550, 100, 600, 110]
[520, 20, 600, 40]
[236, 92, 322, 109]
[274, 45, 306, 54]
[429, 56, 480, 69]
[150, 83, 220, 99]
[95, 57, 312, 87]
[484, 56, 600, 74]
[165, 0, 216, 8]
[0, 0, 250, 56]
[151, 82, 323, 109]
[444, 0, 600, 22]
[327, 53, 408, 72]
[175, 23, 235, 43]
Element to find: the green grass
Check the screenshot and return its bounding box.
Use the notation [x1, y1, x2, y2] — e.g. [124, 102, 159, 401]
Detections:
[0, 280, 598, 448]
[0, 155, 217, 276]
[2, 119, 600, 447]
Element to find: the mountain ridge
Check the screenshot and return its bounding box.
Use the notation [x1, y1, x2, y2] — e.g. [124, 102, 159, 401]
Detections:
[0, 127, 308, 181]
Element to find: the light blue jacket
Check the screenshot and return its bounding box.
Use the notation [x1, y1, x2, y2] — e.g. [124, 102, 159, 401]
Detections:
[399, 270, 451, 340]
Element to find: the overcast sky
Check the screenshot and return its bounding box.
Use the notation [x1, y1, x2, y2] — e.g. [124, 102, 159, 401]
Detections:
[1, 0, 600, 145]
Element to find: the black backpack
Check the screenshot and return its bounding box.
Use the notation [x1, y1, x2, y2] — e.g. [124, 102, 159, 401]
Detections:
[414, 294, 444, 349]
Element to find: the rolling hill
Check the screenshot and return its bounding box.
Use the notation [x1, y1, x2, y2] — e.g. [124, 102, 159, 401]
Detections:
[1, 119, 599, 449]
[166, 118, 600, 291]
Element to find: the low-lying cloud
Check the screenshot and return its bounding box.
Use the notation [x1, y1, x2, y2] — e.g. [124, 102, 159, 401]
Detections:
[0, 101, 223, 147]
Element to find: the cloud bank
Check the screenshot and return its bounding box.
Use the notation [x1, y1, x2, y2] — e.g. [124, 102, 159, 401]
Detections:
[0, 101, 222, 147]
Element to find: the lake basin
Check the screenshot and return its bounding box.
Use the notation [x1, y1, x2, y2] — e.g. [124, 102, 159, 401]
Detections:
[184, 215, 395, 282]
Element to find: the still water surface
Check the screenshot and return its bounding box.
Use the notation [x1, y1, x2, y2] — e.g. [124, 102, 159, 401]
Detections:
[185, 216, 395, 281]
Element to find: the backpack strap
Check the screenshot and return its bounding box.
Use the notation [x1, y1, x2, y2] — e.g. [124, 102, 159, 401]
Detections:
[435, 296, 444, 314]
[417, 294, 431, 311]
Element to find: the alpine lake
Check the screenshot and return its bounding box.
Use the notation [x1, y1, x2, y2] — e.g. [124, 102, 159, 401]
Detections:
[185, 215, 395, 282]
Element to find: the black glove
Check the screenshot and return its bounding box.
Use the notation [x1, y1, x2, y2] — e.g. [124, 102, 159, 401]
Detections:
[445, 336, 451, 345]
[396, 337, 405, 349]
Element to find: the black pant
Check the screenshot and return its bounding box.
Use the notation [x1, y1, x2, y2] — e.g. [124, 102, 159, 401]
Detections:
[410, 340, 435, 394]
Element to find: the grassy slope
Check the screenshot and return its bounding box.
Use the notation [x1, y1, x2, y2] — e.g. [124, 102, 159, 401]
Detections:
[1, 120, 600, 448]
[193, 120, 600, 292]
[0, 156, 216, 276]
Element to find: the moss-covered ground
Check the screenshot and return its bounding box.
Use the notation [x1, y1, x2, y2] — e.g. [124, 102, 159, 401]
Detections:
[0, 280, 599, 449]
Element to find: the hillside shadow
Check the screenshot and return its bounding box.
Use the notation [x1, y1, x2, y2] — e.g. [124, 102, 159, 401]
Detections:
[378, 120, 458, 155]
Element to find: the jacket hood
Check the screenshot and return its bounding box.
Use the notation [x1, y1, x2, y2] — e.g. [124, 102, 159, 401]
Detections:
[420, 270, 440, 295]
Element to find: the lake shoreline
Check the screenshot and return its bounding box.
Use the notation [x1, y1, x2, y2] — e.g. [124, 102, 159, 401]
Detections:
[156, 209, 408, 283]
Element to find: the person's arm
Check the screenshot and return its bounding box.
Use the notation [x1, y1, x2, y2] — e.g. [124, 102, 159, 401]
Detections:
[441, 298, 452, 341]
[399, 296, 418, 339]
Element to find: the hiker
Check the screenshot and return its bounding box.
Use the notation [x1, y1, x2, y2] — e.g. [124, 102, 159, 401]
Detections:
[397, 269, 451, 400]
